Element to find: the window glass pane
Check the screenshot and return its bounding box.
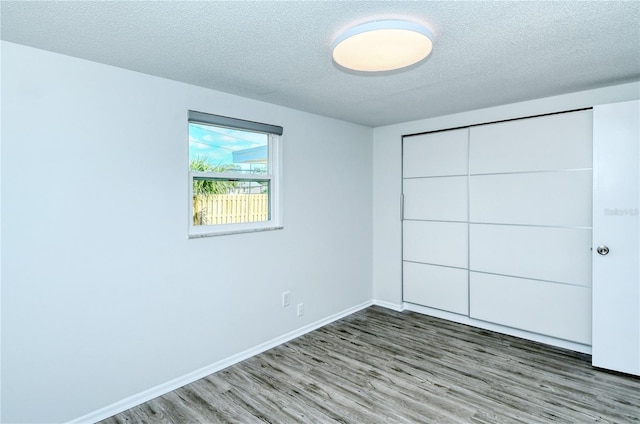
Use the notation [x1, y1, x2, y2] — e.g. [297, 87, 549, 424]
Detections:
[189, 123, 268, 174]
[192, 179, 270, 226]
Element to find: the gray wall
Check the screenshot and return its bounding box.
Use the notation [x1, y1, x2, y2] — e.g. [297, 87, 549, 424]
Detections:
[1, 41, 373, 423]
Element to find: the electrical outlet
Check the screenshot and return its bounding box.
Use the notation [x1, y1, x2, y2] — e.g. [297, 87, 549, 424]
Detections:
[297, 303, 304, 317]
[282, 291, 291, 307]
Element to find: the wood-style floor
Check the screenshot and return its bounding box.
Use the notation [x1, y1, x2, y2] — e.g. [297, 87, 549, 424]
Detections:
[100, 306, 640, 423]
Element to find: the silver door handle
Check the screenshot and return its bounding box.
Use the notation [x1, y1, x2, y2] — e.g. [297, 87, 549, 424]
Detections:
[597, 245, 610, 256]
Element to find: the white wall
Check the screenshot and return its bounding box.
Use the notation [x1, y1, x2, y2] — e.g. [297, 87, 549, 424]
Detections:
[0, 41, 373, 423]
[373, 81, 640, 307]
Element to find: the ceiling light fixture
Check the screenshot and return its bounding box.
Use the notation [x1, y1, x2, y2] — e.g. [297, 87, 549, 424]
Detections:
[332, 20, 433, 73]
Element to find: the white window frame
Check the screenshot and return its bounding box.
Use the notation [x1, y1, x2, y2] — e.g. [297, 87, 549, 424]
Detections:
[188, 111, 283, 238]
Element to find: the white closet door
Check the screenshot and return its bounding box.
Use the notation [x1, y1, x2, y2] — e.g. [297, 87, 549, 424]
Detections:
[592, 100, 640, 376]
[468, 110, 593, 344]
[402, 129, 469, 314]
[403, 110, 594, 343]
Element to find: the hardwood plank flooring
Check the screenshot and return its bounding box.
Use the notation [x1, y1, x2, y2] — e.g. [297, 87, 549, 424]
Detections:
[100, 307, 640, 423]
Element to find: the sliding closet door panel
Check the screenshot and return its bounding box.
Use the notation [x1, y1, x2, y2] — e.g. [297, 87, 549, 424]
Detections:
[469, 110, 592, 174]
[403, 262, 468, 314]
[469, 171, 592, 227]
[403, 177, 467, 221]
[403, 221, 468, 268]
[470, 272, 592, 344]
[403, 129, 468, 178]
[403, 128, 469, 314]
[470, 224, 592, 286]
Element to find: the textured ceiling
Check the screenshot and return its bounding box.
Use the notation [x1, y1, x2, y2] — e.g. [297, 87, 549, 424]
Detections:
[1, 1, 639, 127]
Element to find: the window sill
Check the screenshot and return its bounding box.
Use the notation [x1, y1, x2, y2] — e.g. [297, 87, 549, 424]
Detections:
[188, 225, 284, 238]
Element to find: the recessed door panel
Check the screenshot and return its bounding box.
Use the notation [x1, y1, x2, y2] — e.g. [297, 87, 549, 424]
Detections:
[403, 221, 468, 269]
[403, 176, 467, 221]
[403, 262, 468, 314]
[470, 171, 592, 227]
[470, 272, 592, 345]
[470, 224, 592, 286]
[403, 129, 468, 178]
[470, 110, 593, 174]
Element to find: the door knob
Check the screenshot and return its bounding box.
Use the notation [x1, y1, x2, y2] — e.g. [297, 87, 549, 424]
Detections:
[597, 245, 610, 256]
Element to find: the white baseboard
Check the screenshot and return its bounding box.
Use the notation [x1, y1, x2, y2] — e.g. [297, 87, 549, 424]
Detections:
[372, 299, 405, 312]
[403, 302, 592, 354]
[68, 300, 374, 424]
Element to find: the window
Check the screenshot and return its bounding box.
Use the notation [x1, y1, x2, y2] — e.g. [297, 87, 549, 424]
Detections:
[188, 111, 283, 237]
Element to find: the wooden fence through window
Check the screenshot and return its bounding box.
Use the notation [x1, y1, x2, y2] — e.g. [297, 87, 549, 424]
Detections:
[193, 194, 269, 225]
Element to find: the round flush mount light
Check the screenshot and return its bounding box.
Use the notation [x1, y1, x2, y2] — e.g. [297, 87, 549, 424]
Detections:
[332, 20, 433, 72]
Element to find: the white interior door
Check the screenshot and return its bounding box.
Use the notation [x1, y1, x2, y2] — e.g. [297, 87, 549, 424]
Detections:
[592, 100, 640, 375]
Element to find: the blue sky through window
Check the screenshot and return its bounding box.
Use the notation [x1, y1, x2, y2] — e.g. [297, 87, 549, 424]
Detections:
[189, 123, 268, 171]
